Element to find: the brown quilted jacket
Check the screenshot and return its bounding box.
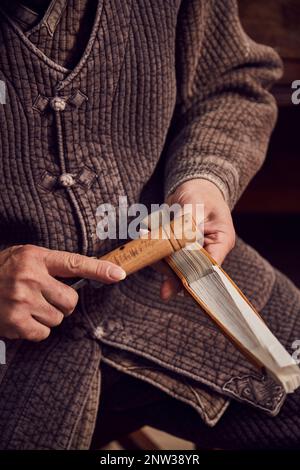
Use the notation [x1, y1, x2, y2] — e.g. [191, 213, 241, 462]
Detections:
[0, 0, 291, 449]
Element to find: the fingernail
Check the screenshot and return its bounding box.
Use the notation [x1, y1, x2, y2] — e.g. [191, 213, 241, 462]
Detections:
[108, 266, 126, 281]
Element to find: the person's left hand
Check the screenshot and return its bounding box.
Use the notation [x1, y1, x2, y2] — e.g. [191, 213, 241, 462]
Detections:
[159, 178, 236, 301]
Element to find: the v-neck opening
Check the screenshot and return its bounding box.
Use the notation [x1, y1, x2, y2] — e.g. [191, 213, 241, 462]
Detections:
[0, 1, 103, 89]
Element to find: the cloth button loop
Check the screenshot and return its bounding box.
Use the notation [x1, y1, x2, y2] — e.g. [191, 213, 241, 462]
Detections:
[32, 90, 88, 114]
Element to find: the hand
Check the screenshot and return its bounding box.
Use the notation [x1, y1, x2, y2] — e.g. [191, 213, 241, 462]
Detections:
[160, 178, 236, 300]
[0, 245, 126, 341]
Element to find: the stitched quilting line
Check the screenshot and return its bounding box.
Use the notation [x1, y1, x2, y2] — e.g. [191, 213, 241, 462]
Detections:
[0, 1, 103, 83]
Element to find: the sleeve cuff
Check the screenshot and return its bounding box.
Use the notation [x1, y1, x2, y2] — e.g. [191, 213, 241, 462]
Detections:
[164, 156, 240, 210]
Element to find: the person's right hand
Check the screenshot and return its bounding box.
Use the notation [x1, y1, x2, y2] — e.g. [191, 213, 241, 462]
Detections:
[0, 245, 126, 342]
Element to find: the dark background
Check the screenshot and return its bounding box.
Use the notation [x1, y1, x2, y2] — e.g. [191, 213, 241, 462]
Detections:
[234, 0, 300, 287]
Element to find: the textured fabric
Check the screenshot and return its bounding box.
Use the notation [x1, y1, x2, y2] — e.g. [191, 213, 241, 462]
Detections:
[26, 0, 97, 69]
[70, 365, 101, 450]
[101, 348, 230, 427]
[162, 1, 282, 208]
[0, 0, 297, 450]
[91, 238, 287, 420]
[188, 270, 300, 450]
[95, 270, 300, 450]
[0, 0, 282, 255]
[0, 310, 101, 449]
[96, 312, 300, 451]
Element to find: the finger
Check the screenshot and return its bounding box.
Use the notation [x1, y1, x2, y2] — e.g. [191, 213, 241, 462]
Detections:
[160, 276, 182, 301]
[41, 277, 79, 316]
[44, 250, 126, 283]
[204, 228, 235, 265]
[0, 244, 24, 266]
[31, 295, 65, 328]
[15, 317, 51, 342]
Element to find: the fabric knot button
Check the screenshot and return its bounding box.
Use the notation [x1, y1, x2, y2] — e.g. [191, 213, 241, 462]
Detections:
[59, 173, 75, 187]
[50, 97, 66, 111]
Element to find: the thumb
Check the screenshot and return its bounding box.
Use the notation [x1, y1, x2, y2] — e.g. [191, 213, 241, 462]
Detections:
[44, 250, 126, 283]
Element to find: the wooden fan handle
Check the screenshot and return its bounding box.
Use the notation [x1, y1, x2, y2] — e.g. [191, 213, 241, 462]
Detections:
[71, 212, 197, 289]
[100, 212, 197, 275]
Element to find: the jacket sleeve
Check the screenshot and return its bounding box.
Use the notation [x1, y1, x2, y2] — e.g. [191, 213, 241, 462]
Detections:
[164, 0, 283, 209]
